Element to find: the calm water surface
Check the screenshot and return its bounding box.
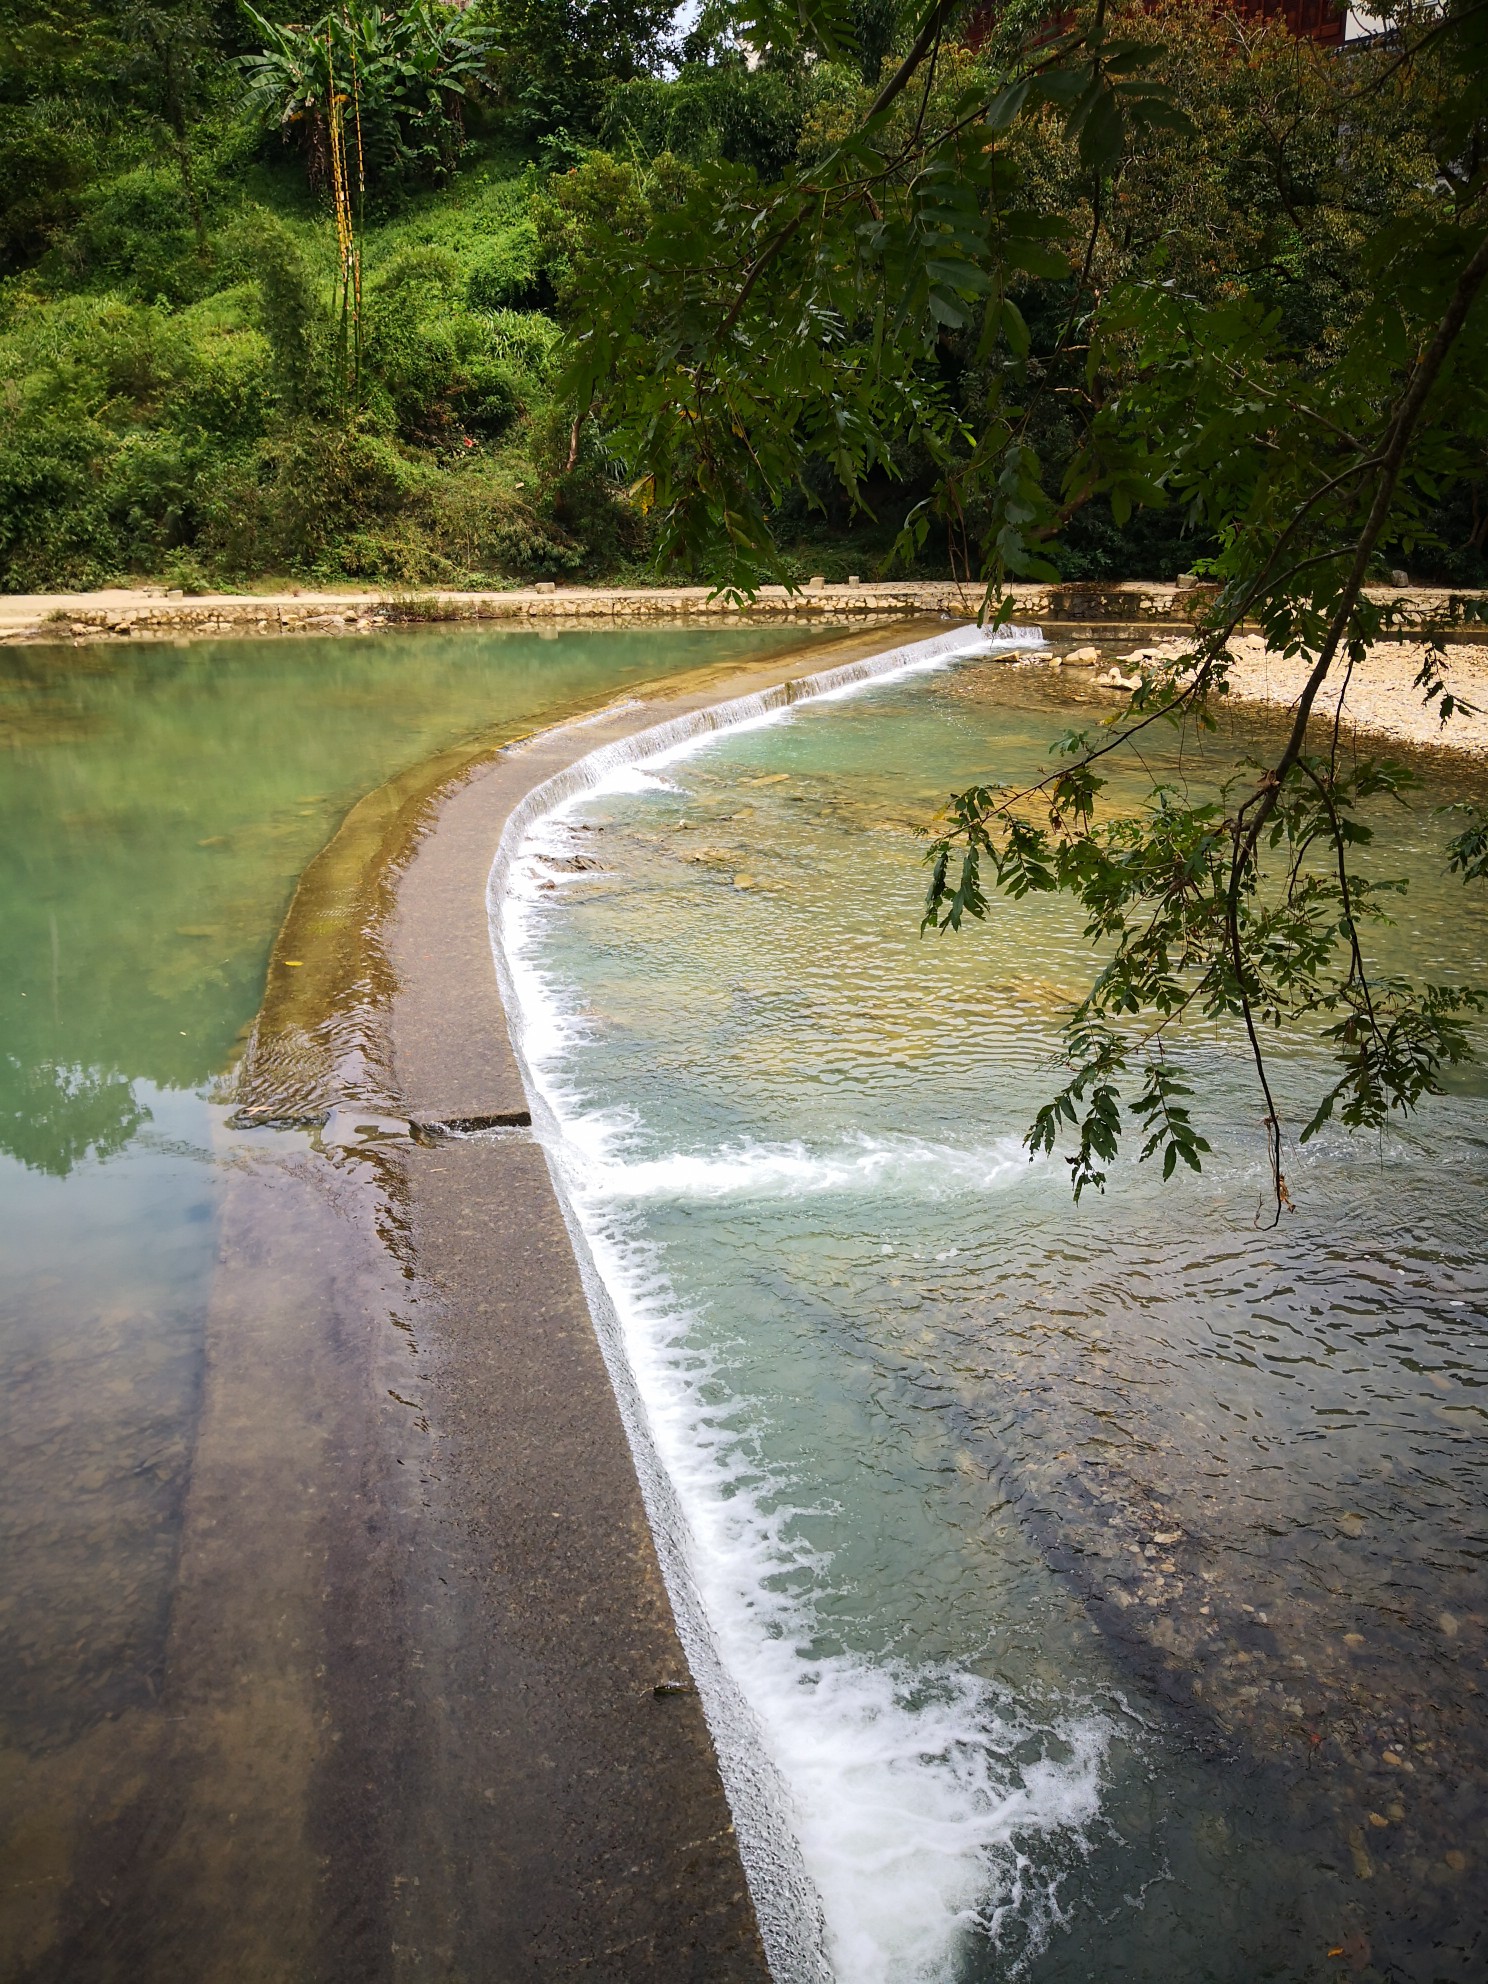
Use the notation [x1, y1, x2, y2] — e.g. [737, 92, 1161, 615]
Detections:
[0, 621, 827, 1952]
[507, 655, 1488, 1984]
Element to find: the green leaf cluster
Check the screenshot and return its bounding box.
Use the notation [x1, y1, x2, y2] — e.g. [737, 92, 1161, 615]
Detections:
[237, 0, 496, 192]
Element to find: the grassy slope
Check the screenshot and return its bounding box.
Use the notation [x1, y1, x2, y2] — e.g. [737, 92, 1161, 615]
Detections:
[0, 78, 1215, 596]
[0, 69, 964, 599]
[0, 120, 651, 594]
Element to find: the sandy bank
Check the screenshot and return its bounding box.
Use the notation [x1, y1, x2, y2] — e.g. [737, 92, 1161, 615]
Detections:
[1085, 630, 1488, 757]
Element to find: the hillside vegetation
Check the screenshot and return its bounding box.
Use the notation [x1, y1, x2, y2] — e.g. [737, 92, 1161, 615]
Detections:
[0, 0, 1481, 593]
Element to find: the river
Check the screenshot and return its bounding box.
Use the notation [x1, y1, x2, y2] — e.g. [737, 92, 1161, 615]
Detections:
[500, 641, 1488, 1984]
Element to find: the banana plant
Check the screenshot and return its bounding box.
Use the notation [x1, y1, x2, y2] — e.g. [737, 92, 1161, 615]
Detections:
[237, 0, 495, 190]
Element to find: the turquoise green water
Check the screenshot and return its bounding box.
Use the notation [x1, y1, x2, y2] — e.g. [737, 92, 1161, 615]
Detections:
[1, 623, 824, 1161]
[508, 654, 1488, 1984]
[0, 622, 824, 1764]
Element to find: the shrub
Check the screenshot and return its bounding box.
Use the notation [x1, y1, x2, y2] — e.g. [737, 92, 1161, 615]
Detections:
[458, 354, 520, 437]
[599, 67, 806, 180]
[0, 100, 101, 273]
[200, 425, 433, 576]
[375, 244, 462, 297]
[0, 400, 234, 592]
[67, 167, 205, 302]
[237, 215, 339, 417]
[474, 0, 678, 143]
[426, 462, 584, 576]
[78, 301, 196, 412]
[165, 329, 275, 444]
[466, 244, 544, 311]
[362, 279, 527, 441]
[0, 412, 125, 589]
[482, 307, 560, 378]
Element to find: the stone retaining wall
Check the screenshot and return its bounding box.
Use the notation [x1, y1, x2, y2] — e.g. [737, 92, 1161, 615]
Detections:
[4, 577, 1481, 645]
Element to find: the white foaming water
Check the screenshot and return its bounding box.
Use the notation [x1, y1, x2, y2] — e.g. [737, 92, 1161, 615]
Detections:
[568, 1205, 1109, 1984]
[586, 763, 684, 795]
[574, 1131, 1033, 1204]
[488, 626, 1110, 1983]
[565, 619, 1049, 794]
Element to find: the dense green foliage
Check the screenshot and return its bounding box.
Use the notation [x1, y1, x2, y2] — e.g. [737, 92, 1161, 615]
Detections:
[0, 164, 595, 590]
[237, 0, 497, 191]
[9, 0, 1484, 600]
[0, 0, 648, 590]
[567, 1, 1485, 590]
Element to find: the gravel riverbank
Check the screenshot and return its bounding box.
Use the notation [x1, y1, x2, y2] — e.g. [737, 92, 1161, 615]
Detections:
[1083, 630, 1488, 758]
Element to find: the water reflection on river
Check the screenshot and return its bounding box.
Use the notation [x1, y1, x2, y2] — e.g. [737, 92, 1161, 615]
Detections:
[0, 620, 833, 1978]
[513, 657, 1488, 1984]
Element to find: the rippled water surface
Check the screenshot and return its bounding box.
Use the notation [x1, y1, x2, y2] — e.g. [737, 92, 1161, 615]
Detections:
[506, 654, 1488, 1984]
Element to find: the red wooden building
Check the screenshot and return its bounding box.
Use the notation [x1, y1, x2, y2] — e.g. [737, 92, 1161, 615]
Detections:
[964, 0, 1353, 49]
[1229, 0, 1346, 46]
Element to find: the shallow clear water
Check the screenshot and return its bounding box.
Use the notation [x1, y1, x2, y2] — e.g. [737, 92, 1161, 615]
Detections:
[0, 621, 826, 1769]
[506, 654, 1488, 1984]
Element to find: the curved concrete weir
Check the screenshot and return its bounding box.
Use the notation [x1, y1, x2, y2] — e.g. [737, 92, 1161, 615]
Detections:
[176, 618, 1043, 1984]
[468, 621, 1046, 1980]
